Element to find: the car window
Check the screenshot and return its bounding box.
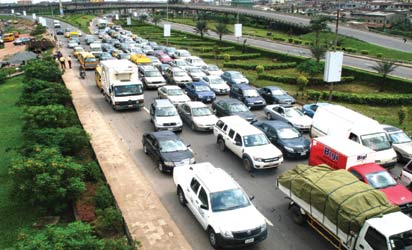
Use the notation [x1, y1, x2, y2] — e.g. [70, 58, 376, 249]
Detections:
[260, 124, 269, 132]
[216, 120, 224, 129]
[198, 187, 209, 209]
[310, 105, 318, 112]
[234, 134, 242, 145]
[350, 170, 363, 181]
[190, 178, 200, 194]
[228, 129, 235, 139]
[365, 227, 387, 250]
[222, 124, 228, 132]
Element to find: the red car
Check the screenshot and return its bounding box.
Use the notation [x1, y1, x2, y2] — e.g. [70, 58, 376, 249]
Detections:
[158, 54, 173, 64]
[349, 163, 412, 212]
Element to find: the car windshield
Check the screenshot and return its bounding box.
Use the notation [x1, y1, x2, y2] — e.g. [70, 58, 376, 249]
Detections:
[243, 134, 269, 147]
[174, 71, 187, 77]
[85, 58, 96, 63]
[194, 85, 210, 92]
[389, 131, 412, 144]
[155, 107, 177, 117]
[243, 89, 260, 97]
[208, 65, 219, 71]
[284, 108, 304, 118]
[210, 188, 250, 212]
[114, 84, 143, 97]
[192, 59, 202, 64]
[361, 132, 392, 151]
[167, 89, 184, 96]
[159, 139, 187, 153]
[146, 71, 161, 77]
[272, 89, 285, 96]
[175, 61, 186, 66]
[231, 72, 243, 79]
[229, 103, 248, 112]
[192, 107, 212, 116]
[278, 127, 300, 139]
[189, 68, 201, 73]
[390, 230, 412, 250]
[365, 171, 397, 189]
[210, 78, 224, 85]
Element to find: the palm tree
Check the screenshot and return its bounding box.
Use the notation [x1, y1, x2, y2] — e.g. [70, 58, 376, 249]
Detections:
[309, 16, 329, 46]
[152, 15, 161, 27]
[215, 22, 229, 41]
[310, 44, 327, 62]
[370, 60, 398, 91]
[139, 14, 148, 24]
[194, 20, 208, 38]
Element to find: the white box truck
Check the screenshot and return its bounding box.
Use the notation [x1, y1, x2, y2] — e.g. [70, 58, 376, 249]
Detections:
[53, 20, 61, 29]
[90, 43, 103, 58]
[311, 104, 397, 168]
[101, 59, 144, 111]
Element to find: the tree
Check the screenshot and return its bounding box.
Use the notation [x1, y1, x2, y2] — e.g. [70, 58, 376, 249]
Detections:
[24, 57, 62, 82]
[309, 16, 329, 46]
[194, 20, 208, 38]
[22, 104, 78, 131]
[310, 44, 327, 62]
[152, 14, 161, 27]
[297, 59, 323, 77]
[139, 14, 148, 24]
[370, 60, 398, 91]
[215, 22, 229, 41]
[19, 79, 72, 106]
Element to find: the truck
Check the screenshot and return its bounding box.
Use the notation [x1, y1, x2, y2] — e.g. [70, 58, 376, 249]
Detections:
[53, 20, 61, 29]
[277, 165, 412, 250]
[311, 104, 397, 168]
[89, 43, 103, 58]
[100, 59, 144, 111]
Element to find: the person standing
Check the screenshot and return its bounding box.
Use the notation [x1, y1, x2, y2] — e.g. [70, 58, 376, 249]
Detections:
[59, 56, 66, 69]
[67, 55, 72, 69]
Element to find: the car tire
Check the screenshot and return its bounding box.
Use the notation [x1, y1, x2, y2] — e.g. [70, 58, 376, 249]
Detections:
[266, 112, 271, 120]
[177, 187, 186, 206]
[208, 228, 220, 249]
[143, 144, 148, 154]
[218, 138, 225, 152]
[243, 156, 253, 172]
[158, 161, 165, 173]
[291, 205, 306, 226]
[191, 122, 196, 131]
[396, 152, 404, 163]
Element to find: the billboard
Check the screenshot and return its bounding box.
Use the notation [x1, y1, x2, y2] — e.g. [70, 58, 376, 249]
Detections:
[324, 51, 344, 83]
[164, 23, 171, 37]
[234, 23, 242, 37]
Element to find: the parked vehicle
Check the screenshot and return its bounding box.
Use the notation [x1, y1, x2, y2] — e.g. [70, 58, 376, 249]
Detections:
[116, 52, 130, 60]
[400, 160, 412, 189]
[177, 102, 218, 132]
[186, 67, 207, 81]
[199, 76, 230, 95]
[100, 59, 144, 110]
[229, 84, 266, 109]
[214, 116, 283, 171]
[277, 165, 412, 250]
[382, 124, 412, 162]
[2, 33, 15, 42]
[147, 56, 161, 67]
[311, 104, 397, 168]
[95, 64, 103, 90]
[90, 43, 103, 58]
[173, 162, 267, 248]
[156, 63, 171, 76]
[99, 52, 113, 61]
[158, 53, 173, 64]
[142, 131, 195, 172]
[302, 102, 330, 118]
[201, 64, 223, 76]
[164, 47, 176, 57]
[221, 71, 249, 86]
[130, 54, 152, 65]
[212, 99, 256, 123]
[170, 59, 190, 71]
[73, 46, 85, 58]
[184, 82, 216, 103]
[158, 85, 190, 106]
[264, 105, 312, 132]
[149, 99, 183, 132]
[13, 37, 31, 45]
[78, 52, 97, 70]
[173, 49, 191, 59]
[185, 56, 207, 67]
[68, 40, 79, 48]
[253, 120, 310, 159]
[85, 36, 95, 45]
[164, 67, 192, 87]
[139, 65, 166, 89]
[257, 86, 295, 105]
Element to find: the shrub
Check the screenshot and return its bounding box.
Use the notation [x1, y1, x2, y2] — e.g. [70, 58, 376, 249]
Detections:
[94, 183, 114, 209]
[200, 53, 260, 60]
[103, 237, 139, 250]
[399, 106, 408, 125]
[377, 53, 383, 58]
[10, 146, 86, 212]
[22, 104, 78, 131]
[258, 74, 296, 84]
[24, 57, 62, 82]
[84, 161, 103, 183]
[361, 50, 369, 55]
[95, 207, 124, 234]
[0, 71, 7, 84]
[223, 62, 296, 70]
[296, 60, 324, 77]
[19, 79, 71, 106]
[223, 54, 231, 62]
[30, 24, 46, 36]
[255, 65, 264, 74]
[297, 75, 309, 92]
[288, 38, 293, 43]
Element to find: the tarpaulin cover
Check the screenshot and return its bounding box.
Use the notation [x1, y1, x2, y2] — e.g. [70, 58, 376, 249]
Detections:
[278, 164, 399, 235]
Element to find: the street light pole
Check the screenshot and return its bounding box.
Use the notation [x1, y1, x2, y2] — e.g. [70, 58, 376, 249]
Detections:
[334, 0, 340, 50]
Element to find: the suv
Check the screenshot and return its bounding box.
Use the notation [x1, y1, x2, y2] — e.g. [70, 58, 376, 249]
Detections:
[229, 84, 266, 109]
[164, 67, 192, 87]
[150, 99, 183, 132]
[214, 116, 283, 171]
[173, 162, 268, 248]
[139, 65, 166, 89]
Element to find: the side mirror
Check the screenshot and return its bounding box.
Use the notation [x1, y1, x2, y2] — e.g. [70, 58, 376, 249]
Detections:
[200, 204, 208, 210]
[186, 144, 191, 148]
[249, 195, 255, 201]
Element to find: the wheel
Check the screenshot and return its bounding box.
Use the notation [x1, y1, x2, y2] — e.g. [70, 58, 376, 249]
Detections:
[396, 152, 404, 163]
[218, 138, 225, 152]
[143, 144, 148, 154]
[191, 122, 196, 131]
[291, 205, 306, 225]
[208, 228, 220, 249]
[158, 161, 165, 173]
[243, 157, 253, 172]
[177, 187, 186, 206]
[266, 112, 271, 120]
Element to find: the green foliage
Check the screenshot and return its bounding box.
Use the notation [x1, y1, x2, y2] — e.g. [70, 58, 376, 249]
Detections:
[310, 44, 327, 62]
[103, 237, 139, 250]
[223, 54, 231, 62]
[84, 161, 103, 183]
[95, 207, 123, 234]
[22, 104, 78, 131]
[94, 183, 114, 209]
[255, 65, 265, 74]
[297, 75, 309, 92]
[201, 53, 260, 60]
[215, 22, 229, 41]
[19, 79, 71, 106]
[361, 50, 369, 55]
[193, 46, 234, 52]
[29, 24, 46, 36]
[399, 106, 408, 125]
[296, 60, 324, 77]
[258, 74, 296, 84]
[0, 71, 7, 85]
[24, 58, 62, 82]
[152, 15, 161, 26]
[377, 53, 383, 58]
[10, 146, 86, 213]
[194, 20, 208, 38]
[223, 62, 296, 70]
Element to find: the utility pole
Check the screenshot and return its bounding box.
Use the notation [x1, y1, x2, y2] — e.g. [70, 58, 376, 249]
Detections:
[59, 0, 63, 17]
[334, 0, 340, 50]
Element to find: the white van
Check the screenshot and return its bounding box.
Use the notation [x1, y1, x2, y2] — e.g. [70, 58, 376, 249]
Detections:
[311, 104, 397, 168]
[90, 43, 103, 58]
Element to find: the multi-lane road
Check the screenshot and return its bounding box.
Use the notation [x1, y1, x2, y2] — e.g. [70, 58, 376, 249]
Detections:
[47, 18, 403, 250]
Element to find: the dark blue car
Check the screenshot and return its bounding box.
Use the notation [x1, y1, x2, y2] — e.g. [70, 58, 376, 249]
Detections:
[253, 120, 310, 159]
[229, 84, 266, 109]
[302, 102, 330, 118]
[184, 82, 216, 103]
[257, 86, 295, 104]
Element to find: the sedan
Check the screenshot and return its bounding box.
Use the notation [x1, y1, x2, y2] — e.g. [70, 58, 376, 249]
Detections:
[142, 131, 195, 173]
[184, 82, 216, 103]
[177, 101, 218, 132]
[56, 29, 64, 35]
[13, 37, 31, 45]
[186, 67, 206, 81]
[99, 52, 114, 61]
[264, 105, 312, 132]
[302, 102, 330, 118]
[253, 120, 310, 159]
[221, 71, 249, 86]
[116, 52, 130, 60]
[199, 75, 230, 95]
[383, 124, 412, 162]
[201, 64, 223, 76]
[67, 40, 79, 48]
[258, 86, 295, 105]
[212, 99, 256, 123]
[158, 85, 191, 106]
[158, 54, 173, 64]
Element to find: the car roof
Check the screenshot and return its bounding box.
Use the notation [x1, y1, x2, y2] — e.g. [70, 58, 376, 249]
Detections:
[189, 163, 239, 193]
[237, 84, 254, 90]
[171, 67, 185, 72]
[162, 85, 181, 90]
[264, 86, 282, 90]
[219, 116, 263, 136]
[266, 104, 294, 109]
[154, 99, 174, 107]
[255, 120, 292, 129]
[349, 163, 386, 175]
[217, 98, 243, 104]
[140, 65, 156, 71]
[150, 131, 179, 141]
[187, 56, 201, 60]
[191, 81, 207, 86]
[186, 101, 207, 108]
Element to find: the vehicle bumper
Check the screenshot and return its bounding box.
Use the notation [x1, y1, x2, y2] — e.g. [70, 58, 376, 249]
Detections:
[213, 89, 229, 95]
[254, 157, 283, 169]
[145, 82, 167, 89]
[217, 229, 267, 248]
[284, 150, 310, 159]
[247, 103, 266, 109]
[195, 125, 214, 132]
[199, 97, 216, 103]
[156, 125, 183, 132]
[114, 102, 144, 110]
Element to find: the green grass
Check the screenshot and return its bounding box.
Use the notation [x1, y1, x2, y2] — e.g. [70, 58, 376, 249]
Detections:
[0, 76, 40, 249]
[50, 14, 95, 34]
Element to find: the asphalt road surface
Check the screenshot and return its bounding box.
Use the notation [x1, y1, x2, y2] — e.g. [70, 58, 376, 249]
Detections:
[46, 18, 404, 250]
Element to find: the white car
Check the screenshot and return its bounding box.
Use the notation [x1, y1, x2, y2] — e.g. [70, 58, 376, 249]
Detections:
[199, 75, 230, 95]
[186, 67, 207, 81]
[177, 101, 218, 131]
[173, 162, 268, 248]
[158, 85, 191, 106]
[67, 40, 79, 48]
[150, 99, 183, 132]
[201, 64, 224, 76]
[264, 105, 312, 132]
[383, 124, 412, 162]
[185, 56, 207, 68]
[170, 59, 190, 71]
[174, 49, 191, 59]
[139, 65, 166, 89]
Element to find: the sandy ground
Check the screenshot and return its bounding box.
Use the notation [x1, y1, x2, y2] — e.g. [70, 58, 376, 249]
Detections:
[0, 34, 32, 61]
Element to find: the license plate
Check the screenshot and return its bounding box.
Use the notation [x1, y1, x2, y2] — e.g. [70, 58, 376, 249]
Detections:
[245, 238, 254, 244]
[128, 104, 133, 108]
[207, 98, 211, 101]
[300, 151, 307, 156]
[167, 127, 174, 131]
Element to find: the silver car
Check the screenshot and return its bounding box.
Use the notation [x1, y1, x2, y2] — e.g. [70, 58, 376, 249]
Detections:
[177, 101, 218, 132]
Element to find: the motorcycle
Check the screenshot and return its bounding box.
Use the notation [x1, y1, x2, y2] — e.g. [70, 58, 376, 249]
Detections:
[80, 68, 86, 79]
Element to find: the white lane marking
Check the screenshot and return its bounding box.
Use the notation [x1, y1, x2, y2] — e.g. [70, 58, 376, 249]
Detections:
[259, 211, 274, 227]
[143, 106, 149, 114]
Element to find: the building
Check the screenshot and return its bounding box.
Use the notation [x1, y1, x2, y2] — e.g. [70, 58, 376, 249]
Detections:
[17, 0, 32, 4]
[351, 11, 406, 28]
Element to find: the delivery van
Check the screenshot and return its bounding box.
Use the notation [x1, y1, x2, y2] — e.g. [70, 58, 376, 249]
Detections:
[311, 104, 397, 168]
[78, 52, 97, 70]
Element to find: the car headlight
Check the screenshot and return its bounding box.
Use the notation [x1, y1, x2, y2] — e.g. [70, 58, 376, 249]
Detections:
[221, 229, 233, 238]
[189, 157, 196, 164]
[284, 146, 294, 152]
[163, 161, 174, 167]
[253, 156, 263, 162]
[261, 223, 267, 232]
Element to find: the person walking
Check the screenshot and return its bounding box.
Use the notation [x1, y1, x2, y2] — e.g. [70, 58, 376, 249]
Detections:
[59, 56, 66, 69]
[67, 55, 72, 69]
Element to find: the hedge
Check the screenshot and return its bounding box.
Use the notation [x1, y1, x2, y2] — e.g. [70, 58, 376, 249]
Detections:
[193, 47, 235, 52]
[223, 62, 296, 70]
[199, 53, 261, 60]
[307, 90, 412, 105]
[258, 74, 356, 85]
[168, 41, 215, 46]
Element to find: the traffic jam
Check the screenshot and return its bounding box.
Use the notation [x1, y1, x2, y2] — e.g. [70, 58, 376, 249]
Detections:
[59, 16, 412, 250]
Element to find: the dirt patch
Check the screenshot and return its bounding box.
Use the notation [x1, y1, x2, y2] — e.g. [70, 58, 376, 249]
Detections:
[0, 34, 32, 61]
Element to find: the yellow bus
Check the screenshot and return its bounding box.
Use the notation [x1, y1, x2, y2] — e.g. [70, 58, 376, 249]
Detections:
[78, 52, 97, 70]
[2, 33, 15, 42]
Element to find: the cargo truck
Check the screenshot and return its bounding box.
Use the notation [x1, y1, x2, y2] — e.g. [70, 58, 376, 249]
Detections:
[277, 165, 412, 250]
[100, 59, 144, 111]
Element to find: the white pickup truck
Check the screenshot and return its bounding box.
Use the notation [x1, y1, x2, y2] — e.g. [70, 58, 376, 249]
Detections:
[173, 162, 268, 249]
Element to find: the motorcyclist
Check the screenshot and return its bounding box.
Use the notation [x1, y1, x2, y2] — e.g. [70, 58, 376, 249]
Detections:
[79, 66, 86, 79]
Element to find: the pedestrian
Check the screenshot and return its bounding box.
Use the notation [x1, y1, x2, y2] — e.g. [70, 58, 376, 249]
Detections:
[67, 55, 72, 69]
[57, 51, 62, 58]
[404, 37, 407, 43]
[59, 56, 66, 69]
